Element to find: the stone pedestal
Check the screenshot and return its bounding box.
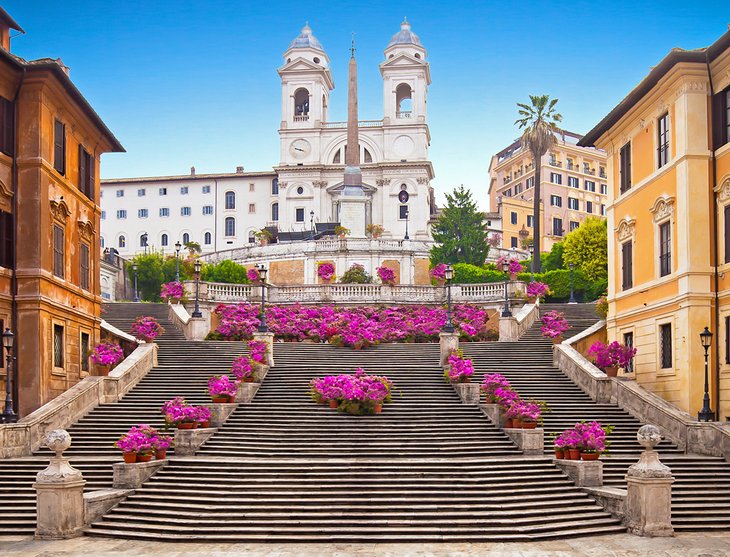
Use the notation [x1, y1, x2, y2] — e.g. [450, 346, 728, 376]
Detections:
[439, 332, 459, 366]
[499, 315, 519, 342]
[480, 403, 505, 427]
[253, 363, 270, 382]
[84, 489, 132, 525]
[252, 331, 275, 367]
[209, 402, 237, 426]
[189, 317, 209, 341]
[504, 427, 544, 455]
[174, 427, 217, 456]
[112, 459, 167, 489]
[625, 425, 674, 537]
[34, 430, 86, 539]
[235, 382, 260, 403]
[554, 458, 603, 486]
[453, 382, 480, 405]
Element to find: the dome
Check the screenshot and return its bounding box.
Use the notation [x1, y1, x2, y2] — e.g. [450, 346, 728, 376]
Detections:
[387, 17, 422, 48]
[288, 23, 325, 52]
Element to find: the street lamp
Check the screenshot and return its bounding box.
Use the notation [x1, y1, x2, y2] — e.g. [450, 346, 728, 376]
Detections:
[309, 210, 315, 240]
[404, 208, 410, 240]
[174, 241, 182, 282]
[1, 328, 16, 423]
[568, 263, 577, 304]
[501, 259, 512, 317]
[257, 264, 269, 333]
[132, 263, 139, 302]
[192, 260, 203, 318]
[698, 327, 715, 422]
[442, 264, 455, 333]
[528, 244, 535, 282]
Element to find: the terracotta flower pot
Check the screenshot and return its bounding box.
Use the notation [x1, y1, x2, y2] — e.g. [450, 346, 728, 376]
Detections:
[528, 296, 537, 304]
[505, 418, 514, 428]
[199, 420, 210, 428]
[435, 278, 446, 287]
[554, 449, 564, 460]
[321, 277, 332, 284]
[581, 451, 600, 461]
[551, 336, 563, 345]
[603, 366, 618, 377]
[512, 418, 522, 428]
[509, 273, 517, 281]
[123, 452, 137, 464]
[155, 450, 167, 460]
[567, 448, 581, 460]
[329, 400, 339, 409]
[521, 420, 537, 429]
[374, 403, 383, 414]
[137, 453, 153, 463]
[178, 421, 195, 430]
[243, 376, 255, 383]
[211, 395, 230, 404]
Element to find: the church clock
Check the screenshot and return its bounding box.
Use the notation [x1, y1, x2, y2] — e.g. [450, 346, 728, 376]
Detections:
[289, 138, 311, 159]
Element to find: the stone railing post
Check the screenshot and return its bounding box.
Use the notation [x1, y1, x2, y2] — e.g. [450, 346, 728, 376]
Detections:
[34, 430, 86, 539]
[439, 332, 459, 366]
[252, 331, 275, 367]
[625, 425, 675, 537]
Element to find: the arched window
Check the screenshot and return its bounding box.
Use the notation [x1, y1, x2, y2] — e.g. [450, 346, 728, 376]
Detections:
[248, 231, 256, 244]
[332, 148, 341, 164]
[225, 217, 235, 237]
[364, 148, 373, 163]
[118, 235, 126, 248]
[271, 178, 279, 195]
[140, 234, 148, 247]
[294, 88, 310, 117]
[204, 232, 212, 245]
[225, 191, 236, 210]
[271, 202, 279, 221]
[182, 232, 190, 244]
[161, 233, 168, 247]
[396, 83, 413, 117]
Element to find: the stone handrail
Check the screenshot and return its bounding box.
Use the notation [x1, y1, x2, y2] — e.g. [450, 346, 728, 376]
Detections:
[0, 343, 158, 458]
[168, 302, 210, 341]
[101, 320, 137, 344]
[185, 280, 526, 306]
[554, 321, 730, 460]
[499, 301, 539, 341]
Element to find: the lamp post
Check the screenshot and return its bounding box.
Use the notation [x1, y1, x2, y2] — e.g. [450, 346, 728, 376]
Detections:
[192, 260, 203, 318]
[174, 241, 182, 282]
[132, 263, 139, 303]
[442, 264, 455, 333]
[310, 210, 315, 240]
[404, 208, 409, 240]
[501, 259, 512, 317]
[698, 327, 716, 422]
[568, 263, 577, 304]
[528, 244, 535, 282]
[1, 328, 16, 423]
[257, 264, 269, 333]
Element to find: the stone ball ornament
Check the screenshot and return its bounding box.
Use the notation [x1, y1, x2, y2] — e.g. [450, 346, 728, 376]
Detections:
[44, 429, 72, 457]
[636, 424, 662, 451]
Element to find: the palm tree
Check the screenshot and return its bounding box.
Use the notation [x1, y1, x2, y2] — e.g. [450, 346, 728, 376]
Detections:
[515, 95, 563, 273]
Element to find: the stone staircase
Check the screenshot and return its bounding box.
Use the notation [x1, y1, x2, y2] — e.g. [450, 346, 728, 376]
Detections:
[461, 302, 730, 532]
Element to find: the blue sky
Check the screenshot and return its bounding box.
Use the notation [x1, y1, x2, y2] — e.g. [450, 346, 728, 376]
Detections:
[5, 1, 728, 209]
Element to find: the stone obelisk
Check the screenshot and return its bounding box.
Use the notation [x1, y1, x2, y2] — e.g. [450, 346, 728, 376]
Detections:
[339, 37, 368, 237]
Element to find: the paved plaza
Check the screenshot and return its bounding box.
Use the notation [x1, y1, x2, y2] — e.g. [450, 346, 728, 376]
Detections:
[3, 533, 730, 557]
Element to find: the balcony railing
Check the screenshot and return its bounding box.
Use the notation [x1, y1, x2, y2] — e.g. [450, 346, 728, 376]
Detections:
[322, 120, 384, 129]
[599, 169, 607, 178]
[584, 168, 596, 176]
[396, 111, 412, 119]
[293, 115, 309, 122]
[549, 160, 562, 168]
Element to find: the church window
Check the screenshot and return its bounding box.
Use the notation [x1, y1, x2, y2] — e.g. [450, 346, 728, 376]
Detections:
[161, 234, 168, 247]
[414, 53, 421, 59]
[225, 191, 236, 210]
[297, 186, 304, 195]
[182, 232, 190, 244]
[118, 235, 126, 248]
[399, 205, 408, 219]
[313, 57, 320, 64]
[296, 208, 305, 222]
[271, 202, 279, 221]
[271, 178, 279, 195]
[294, 88, 310, 118]
[396, 83, 413, 117]
[204, 232, 212, 245]
[364, 148, 373, 163]
[400, 184, 407, 191]
[333, 149, 341, 164]
[225, 217, 235, 237]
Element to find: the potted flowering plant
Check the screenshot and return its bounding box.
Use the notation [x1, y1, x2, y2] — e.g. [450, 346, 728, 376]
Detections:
[588, 341, 636, 377]
[248, 339, 268, 364]
[365, 223, 384, 239]
[334, 225, 350, 239]
[430, 263, 448, 286]
[515, 400, 543, 429]
[160, 397, 201, 429]
[496, 256, 524, 280]
[575, 421, 614, 460]
[309, 369, 395, 415]
[129, 316, 165, 342]
[540, 310, 570, 343]
[231, 355, 255, 382]
[480, 373, 511, 402]
[195, 406, 212, 428]
[115, 425, 155, 463]
[444, 350, 474, 383]
[90, 342, 124, 374]
[526, 281, 550, 303]
[207, 375, 238, 403]
[255, 229, 273, 246]
[317, 262, 336, 284]
[247, 267, 261, 284]
[376, 266, 396, 286]
[160, 281, 184, 303]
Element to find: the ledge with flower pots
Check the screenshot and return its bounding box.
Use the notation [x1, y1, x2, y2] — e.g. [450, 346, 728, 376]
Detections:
[555, 321, 730, 460]
[0, 343, 158, 458]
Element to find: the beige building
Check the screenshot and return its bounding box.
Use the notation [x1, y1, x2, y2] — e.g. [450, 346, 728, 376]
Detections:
[488, 131, 607, 252]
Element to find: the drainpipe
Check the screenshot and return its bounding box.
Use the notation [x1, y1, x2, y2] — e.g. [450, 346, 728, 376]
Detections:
[11, 67, 25, 416]
[706, 53, 721, 419]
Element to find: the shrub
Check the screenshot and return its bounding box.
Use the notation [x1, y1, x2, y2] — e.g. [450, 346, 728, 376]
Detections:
[339, 264, 372, 284]
[201, 259, 250, 284]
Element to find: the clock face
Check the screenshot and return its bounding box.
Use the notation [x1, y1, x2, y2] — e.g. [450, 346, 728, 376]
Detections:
[290, 138, 311, 159]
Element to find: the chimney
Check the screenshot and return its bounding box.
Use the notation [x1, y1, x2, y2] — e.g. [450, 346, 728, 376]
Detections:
[190, 166, 196, 176]
[236, 166, 244, 173]
[0, 8, 24, 52]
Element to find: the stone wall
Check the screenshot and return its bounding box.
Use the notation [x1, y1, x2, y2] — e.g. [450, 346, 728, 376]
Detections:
[270, 259, 305, 285]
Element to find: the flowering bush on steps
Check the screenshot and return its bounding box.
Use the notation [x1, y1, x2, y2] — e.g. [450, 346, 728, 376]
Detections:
[129, 316, 165, 342]
[430, 263, 448, 283]
[317, 262, 336, 282]
[480, 373, 511, 402]
[444, 350, 474, 383]
[115, 424, 171, 460]
[505, 400, 544, 425]
[209, 303, 492, 346]
[540, 310, 571, 339]
[493, 387, 519, 410]
[376, 266, 396, 286]
[526, 281, 551, 300]
[588, 341, 636, 370]
[160, 281, 184, 302]
[231, 355, 254, 381]
[554, 421, 614, 457]
[90, 342, 124, 368]
[160, 397, 211, 428]
[309, 368, 394, 415]
[207, 375, 238, 400]
[248, 340, 268, 363]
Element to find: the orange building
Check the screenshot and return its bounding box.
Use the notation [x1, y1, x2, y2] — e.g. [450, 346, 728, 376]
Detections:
[579, 28, 730, 420]
[0, 8, 123, 417]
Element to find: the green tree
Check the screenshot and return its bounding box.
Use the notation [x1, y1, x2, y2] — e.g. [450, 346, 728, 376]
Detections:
[430, 185, 489, 266]
[201, 259, 250, 284]
[542, 241, 565, 272]
[562, 217, 608, 281]
[129, 253, 165, 302]
[339, 263, 372, 284]
[515, 94, 563, 273]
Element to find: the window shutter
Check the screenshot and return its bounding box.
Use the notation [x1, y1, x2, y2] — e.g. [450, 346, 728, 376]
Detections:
[0, 98, 13, 156]
[724, 205, 730, 264]
[53, 120, 65, 174]
[78, 144, 87, 197]
[88, 152, 95, 201]
[712, 91, 725, 150]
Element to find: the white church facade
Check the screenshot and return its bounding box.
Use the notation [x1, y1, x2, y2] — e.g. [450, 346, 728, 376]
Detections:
[100, 20, 437, 284]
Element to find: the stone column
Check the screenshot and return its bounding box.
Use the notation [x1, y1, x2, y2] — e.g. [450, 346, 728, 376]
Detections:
[252, 331, 275, 367]
[625, 425, 675, 537]
[34, 430, 86, 539]
[439, 332, 459, 366]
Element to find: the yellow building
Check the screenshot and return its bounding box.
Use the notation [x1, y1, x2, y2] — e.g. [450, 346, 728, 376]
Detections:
[493, 195, 540, 251]
[579, 28, 730, 421]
